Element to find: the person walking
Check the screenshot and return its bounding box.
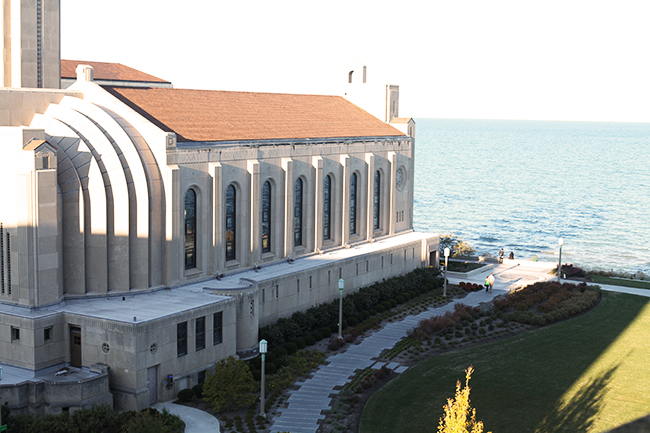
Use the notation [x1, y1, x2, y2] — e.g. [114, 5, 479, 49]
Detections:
[485, 275, 490, 292]
[498, 249, 504, 264]
[487, 273, 495, 294]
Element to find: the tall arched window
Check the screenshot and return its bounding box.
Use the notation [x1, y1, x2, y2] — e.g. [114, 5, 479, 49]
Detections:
[323, 175, 332, 240]
[374, 170, 381, 230]
[350, 173, 358, 235]
[225, 185, 236, 261]
[262, 181, 271, 253]
[294, 178, 303, 246]
[184, 188, 197, 269]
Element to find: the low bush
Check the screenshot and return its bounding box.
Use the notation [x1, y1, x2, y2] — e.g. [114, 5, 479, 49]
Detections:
[312, 331, 323, 341]
[293, 338, 306, 349]
[347, 317, 359, 327]
[192, 383, 204, 399]
[320, 326, 333, 338]
[304, 335, 316, 346]
[177, 387, 196, 402]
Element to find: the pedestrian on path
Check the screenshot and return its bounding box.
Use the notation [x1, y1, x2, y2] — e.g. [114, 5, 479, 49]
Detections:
[499, 249, 504, 264]
[487, 273, 495, 294]
[485, 276, 490, 292]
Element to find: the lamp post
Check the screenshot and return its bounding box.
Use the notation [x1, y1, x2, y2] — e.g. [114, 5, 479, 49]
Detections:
[443, 247, 450, 297]
[557, 238, 564, 283]
[338, 278, 344, 339]
[259, 339, 267, 417]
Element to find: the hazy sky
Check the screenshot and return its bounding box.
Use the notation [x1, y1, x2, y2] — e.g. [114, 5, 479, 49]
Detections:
[61, 0, 650, 122]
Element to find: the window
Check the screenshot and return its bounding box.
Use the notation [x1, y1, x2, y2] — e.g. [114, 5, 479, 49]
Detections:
[177, 322, 187, 357]
[323, 175, 332, 240]
[225, 185, 236, 261]
[262, 181, 271, 253]
[294, 178, 303, 246]
[44, 327, 52, 341]
[198, 370, 206, 385]
[350, 173, 358, 235]
[374, 171, 381, 230]
[1, 222, 4, 294]
[195, 316, 205, 351]
[213, 312, 223, 345]
[11, 326, 20, 341]
[184, 189, 197, 269]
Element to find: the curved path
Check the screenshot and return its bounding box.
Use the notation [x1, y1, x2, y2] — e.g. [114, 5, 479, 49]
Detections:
[269, 259, 650, 433]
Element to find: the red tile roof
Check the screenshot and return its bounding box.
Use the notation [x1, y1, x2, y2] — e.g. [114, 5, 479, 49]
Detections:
[103, 87, 405, 143]
[61, 60, 170, 84]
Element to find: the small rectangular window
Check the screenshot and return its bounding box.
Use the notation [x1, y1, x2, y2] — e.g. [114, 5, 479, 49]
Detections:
[328, 271, 331, 283]
[44, 327, 52, 341]
[262, 289, 265, 303]
[196, 316, 205, 351]
[177, 322, 187, 357]
[297, 279, 300, 293]
[339, 268, 342, 279]
[276, 285, 279, 298]
[356, 263, 359, 275]
[366, 260, 369, 272]
[309, 276, 312, 288]
[198, 370, 206, 385]
[11, 326, 20, 341]
[213, 312, 223, 345]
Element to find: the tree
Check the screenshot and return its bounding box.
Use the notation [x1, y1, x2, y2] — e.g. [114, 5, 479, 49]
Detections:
[438, 366, 491, 433]
[203, 356, 257, 412]
[439, 233, 476, 258]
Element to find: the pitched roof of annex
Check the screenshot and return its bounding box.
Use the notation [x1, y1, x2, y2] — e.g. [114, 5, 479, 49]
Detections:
[61, 60, 171, 84]
[102, 86, 406, 143]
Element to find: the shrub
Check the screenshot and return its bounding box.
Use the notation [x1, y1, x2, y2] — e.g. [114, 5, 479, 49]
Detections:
[284, 342, 298, 355]
[293, 338, 306, 349]
[304, 336, 316, 346]
[273, 347, 287, 359]
[249, 356, 262, 370]
[375, 305, 386, 313]
[369, 309, 377, 316]
[312, 331, 323, 341]
[329, 323, 339, 334]
[361, 311, 370, 320]
[265, 362, 278, 375]
[320, 327, 332, 338]
[396, 295, 405, 304]
[177, 388, 196, 402]
[192, 384, 204, 399]
[347, 317, 359, 327]
[381, 301, 392, 310]
[203, 356, 256, 412]
[390, 299, 397, 308]
[251, 369, 261, 381]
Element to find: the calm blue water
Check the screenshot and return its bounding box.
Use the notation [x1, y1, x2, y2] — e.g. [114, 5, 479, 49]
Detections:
[413, 118, 650, 275]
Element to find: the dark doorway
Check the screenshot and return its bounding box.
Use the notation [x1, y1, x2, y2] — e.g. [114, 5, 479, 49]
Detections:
[70, 327, 82, 368]
[148, 365, 158, 405]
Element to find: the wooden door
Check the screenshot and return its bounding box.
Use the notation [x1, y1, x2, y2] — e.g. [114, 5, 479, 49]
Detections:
[70, 327, 82, 368]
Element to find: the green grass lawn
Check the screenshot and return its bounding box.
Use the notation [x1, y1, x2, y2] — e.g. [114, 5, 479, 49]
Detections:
[589, 274, 650, 290]
[360, 291, 650, 433]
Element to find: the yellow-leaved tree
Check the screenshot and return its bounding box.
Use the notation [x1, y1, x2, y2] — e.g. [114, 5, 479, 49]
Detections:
[438, 366, 491, 433]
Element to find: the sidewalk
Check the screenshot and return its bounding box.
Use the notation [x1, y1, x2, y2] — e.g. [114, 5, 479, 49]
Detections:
[269, 260, 650, 433]
[153, 401, 220, 433]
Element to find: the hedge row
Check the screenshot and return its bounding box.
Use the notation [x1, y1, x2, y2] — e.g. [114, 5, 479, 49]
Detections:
[259, 267, 442, 348]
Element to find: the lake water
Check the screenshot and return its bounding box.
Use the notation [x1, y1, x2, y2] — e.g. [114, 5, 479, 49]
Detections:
[413, 118, 650, 275]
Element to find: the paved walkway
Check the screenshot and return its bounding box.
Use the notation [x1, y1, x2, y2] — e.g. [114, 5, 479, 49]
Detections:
[154, 401, 221, 433]
[268, 259, 650, 433]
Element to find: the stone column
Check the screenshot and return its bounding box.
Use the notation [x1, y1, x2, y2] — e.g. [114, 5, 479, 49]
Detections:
[340, 155, 350, 246]
[312, 156, 323, 253]
[282, 158, 293, 258]
[248, 160, 260, 266]
[210, 162, 222, 274]
[365, 153, 375, 241]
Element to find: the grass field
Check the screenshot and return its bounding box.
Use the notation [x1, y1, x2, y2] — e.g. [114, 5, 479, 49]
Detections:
[360, 291, 650, 433]
[589, 275, 650, 290]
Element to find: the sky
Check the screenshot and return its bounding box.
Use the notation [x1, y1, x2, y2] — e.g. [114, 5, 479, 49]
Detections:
[61, 0, 650, 122]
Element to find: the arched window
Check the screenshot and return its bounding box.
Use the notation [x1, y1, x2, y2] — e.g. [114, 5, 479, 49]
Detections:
[225, 185, 236, 261]
[184, 188, 197, 269]
[323, 175, 332, 240]
[262, 181, 271, 253]
[350, 173, 357, 235]
[294, 178, 303, 246]
[374, 171, 381, 230]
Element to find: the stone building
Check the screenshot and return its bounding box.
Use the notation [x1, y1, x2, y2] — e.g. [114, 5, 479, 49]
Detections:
[0, 0, 437, 413]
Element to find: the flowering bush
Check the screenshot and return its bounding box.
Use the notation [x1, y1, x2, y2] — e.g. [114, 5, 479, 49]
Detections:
[348, 365, 393, 394]
[459, 282, 483, 292]
[327, 331, 358, 351]
[493, 281, 600, 326]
